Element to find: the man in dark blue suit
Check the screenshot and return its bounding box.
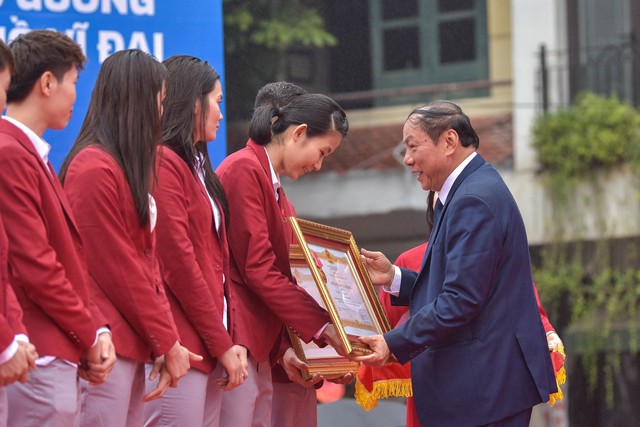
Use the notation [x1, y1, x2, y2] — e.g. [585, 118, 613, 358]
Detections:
[354, 101, 557, 426]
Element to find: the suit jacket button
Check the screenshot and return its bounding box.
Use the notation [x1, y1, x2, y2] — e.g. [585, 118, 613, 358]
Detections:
[144, 249, 151, 257]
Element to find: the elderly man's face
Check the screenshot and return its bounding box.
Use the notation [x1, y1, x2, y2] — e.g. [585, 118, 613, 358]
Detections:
[402, 120, 449, 192]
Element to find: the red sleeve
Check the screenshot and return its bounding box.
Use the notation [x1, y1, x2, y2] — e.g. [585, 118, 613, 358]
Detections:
[219, 161, 329, 342]
[394, 242, 428, 271]
[0, 151, 97, 350]
[0, 316, 13, 352]
[381, 243, 429, 327]
[533, 283, 554, 333]
[64, 153, 178, 356]
[4, 284, 26, 337]
[154, 156, 233, 358]
[0, 283, 27, 351]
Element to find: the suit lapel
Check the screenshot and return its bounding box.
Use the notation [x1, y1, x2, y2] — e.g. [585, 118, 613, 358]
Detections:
[247, 139, 273, 182]
[417, 154, 486, 278]
[0, 121, 81, 235]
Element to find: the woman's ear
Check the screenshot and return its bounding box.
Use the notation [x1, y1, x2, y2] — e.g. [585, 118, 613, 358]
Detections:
[292, 124, 308, 143]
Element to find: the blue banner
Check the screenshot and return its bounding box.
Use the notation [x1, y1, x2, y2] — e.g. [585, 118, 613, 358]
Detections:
[0, 0, 227, 169]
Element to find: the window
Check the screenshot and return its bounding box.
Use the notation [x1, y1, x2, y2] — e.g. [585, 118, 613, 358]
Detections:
[383, 27, 420, 71]
[438, 0, 473, 13]
[439, 18, 476, 64]
[370, 0, 488, 103]
[383, 0, 418, 19]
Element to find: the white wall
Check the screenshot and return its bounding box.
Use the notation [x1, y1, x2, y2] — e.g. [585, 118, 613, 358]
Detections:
[511, 0, 567, 172]
[286, 165, 640, 246]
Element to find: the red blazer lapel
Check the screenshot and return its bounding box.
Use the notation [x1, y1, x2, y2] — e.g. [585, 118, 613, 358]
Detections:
[0, 120, 81, 235]
[247, 139, 272, 180]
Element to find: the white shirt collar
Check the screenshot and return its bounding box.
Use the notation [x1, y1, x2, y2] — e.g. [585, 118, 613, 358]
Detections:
[438, 151, 477, 205]
[263, 147, 281, 199]
[2, 115, 51, 166]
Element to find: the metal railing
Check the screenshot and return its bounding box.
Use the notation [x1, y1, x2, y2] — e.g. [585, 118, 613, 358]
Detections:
[537, 40, 640, 112]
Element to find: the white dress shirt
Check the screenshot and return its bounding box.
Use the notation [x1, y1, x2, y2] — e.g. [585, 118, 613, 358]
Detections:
[387, 152, 478, 295]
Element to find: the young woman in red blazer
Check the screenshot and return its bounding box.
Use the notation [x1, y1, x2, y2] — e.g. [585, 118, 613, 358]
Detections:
[144, 55, 248, 426]
[60, 49, 200, 427]
[216, 93, 349, 427]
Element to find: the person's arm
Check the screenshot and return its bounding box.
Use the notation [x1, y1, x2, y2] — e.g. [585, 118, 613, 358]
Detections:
[385, 195, 503, 364]
[154, 155, 233, 358]
[218, 163, 330, 343]
[0, 280, 37, 386]
[0, 150, 97, 350]
[360, 248, 417, 306]
[533, 283, 553, 333]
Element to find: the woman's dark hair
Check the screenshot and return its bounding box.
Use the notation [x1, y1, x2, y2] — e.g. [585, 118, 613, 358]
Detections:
[407, 100, 479, 149]
[0, 40, 14, 73]
[248, 93, 348, 146]
[161, 55, 228, 222]
[60, 49, 165, 226]
[253, 81, 307, 110]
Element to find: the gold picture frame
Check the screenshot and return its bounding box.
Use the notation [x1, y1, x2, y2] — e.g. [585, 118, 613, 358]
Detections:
[289, 218, 390, 360]
[287, 246, 360, 380]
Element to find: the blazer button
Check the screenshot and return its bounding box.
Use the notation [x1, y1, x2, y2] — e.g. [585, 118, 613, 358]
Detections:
[144, 249, 151, 257]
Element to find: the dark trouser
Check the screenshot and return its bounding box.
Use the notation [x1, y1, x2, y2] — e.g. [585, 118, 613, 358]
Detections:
[479, 407, 533, 427]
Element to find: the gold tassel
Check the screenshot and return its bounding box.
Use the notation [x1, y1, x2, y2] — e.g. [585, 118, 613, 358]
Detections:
[355, 376, 413, 412]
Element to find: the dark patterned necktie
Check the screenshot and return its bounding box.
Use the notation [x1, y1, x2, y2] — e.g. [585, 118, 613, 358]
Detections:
[433, 199, 444, 227]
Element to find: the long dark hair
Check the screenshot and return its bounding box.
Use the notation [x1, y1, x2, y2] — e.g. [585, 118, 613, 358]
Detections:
[60, 49, 165, 226]
[161, 55, 229, 222]
[248, 93, 348, 146]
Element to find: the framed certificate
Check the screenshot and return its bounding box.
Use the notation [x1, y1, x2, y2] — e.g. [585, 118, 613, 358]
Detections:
[288, 246, 360, 380]
[289, 217, 390, 358]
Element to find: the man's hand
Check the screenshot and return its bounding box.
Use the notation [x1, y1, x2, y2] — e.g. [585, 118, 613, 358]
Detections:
[350, 335, 395, 367]
[320, 324, 347, 357]
[281, 347, 322, 388]
[360, 249, 394, 288]
[80, 332, 116, 385]
[0, 341, 37, 386]
[547, 331, 564, 352]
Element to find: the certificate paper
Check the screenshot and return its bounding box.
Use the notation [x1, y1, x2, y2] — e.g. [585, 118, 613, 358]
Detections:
[288, 218, 390, 356]
[289, 256, 360, 379]
[307, 244, 377, 337]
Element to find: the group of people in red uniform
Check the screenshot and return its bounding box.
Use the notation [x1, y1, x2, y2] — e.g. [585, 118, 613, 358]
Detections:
[0, 30, 351, 427]
[0, 29, 564, 427]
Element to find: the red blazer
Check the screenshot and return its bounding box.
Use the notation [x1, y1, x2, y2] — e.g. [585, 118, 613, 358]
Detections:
[63, 146, 179, 362]
[153, 146, 233, 373]
[216, 140, 330, 363]
[0, 215, 27, 352]
[0, 119, 104, 361]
